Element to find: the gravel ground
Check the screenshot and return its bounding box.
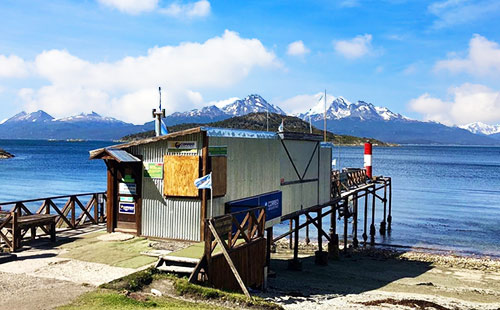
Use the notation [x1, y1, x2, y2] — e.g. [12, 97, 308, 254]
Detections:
[0, 272, 91, 310]
[261, 240, 500, 310]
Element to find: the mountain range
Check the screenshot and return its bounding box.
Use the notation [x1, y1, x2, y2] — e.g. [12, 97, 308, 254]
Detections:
[0, 93, 498, 145]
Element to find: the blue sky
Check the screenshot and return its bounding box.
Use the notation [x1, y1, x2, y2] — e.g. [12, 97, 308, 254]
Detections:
[1, 0, 500, 125]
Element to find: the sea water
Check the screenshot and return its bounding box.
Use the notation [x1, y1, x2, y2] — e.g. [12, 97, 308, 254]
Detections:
[1, 140, 499, 257]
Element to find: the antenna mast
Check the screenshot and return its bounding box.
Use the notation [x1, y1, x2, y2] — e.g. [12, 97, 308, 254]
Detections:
[323, 89, 327, 142]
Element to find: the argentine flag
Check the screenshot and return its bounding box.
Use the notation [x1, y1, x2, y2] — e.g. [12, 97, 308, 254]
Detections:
[194, 172, 212, 189]
[278, 119, 284, 132]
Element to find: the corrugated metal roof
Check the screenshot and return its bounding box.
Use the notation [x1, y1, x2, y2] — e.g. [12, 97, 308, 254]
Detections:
[106, 149, 141, 162]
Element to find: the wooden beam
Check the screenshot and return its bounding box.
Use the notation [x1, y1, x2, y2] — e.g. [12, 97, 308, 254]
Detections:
[200, 131, 208, 241]
[208, 220, 251, 298]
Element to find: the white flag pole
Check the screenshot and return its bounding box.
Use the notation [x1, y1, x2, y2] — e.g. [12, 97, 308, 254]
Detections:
[210, 172, 213, 218]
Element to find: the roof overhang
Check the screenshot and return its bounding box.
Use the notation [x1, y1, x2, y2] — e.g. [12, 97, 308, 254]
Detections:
[89, 148, 141, 162]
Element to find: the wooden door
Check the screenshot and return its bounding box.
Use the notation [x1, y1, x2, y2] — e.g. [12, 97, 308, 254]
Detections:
[115, 162, 142, 233]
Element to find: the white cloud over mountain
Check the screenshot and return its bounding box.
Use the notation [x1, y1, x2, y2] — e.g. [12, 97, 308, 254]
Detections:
[435, 34, 500, 77]
[333, 34, 373, 59]
[0, 55, 30, 78]
[409, 83, 500, 126]
[4, 30, 279, 124]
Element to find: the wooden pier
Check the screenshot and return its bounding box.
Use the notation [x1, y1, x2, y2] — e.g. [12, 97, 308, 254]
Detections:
[0, 192, 106, 252]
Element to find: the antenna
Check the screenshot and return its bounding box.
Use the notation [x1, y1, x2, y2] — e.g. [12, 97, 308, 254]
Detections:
[266, 107, 269, 132]
[309, 114, 312, 134]
[324, 89, 327, 142]
[153, 86, 166, 136]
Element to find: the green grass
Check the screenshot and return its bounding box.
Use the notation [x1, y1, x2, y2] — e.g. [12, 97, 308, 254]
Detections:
[57, 289, 228, 310]
[59, 231, 156, 268]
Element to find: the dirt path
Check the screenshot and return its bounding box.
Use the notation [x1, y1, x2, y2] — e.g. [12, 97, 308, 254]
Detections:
[261, 248, 500, 310]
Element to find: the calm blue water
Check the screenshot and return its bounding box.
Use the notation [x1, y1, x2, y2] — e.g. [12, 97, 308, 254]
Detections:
[1, 140, 499, 257]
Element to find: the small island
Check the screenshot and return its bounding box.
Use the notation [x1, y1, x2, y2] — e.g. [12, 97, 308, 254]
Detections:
[0, 148, 14, 159]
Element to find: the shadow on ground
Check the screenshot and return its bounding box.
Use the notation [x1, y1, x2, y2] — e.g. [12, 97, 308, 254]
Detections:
[266, 250, 433, 305]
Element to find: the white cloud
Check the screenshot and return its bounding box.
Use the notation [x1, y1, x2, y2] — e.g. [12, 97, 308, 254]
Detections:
[0, 55, 30, 78]
[160, 0, 211, 18]
[97, 0, 158, 14]
[13, 30, 279, 124]
[435, 34, 500, 77]
[409, 83, 500, 126]
[428, 0, 500, 29]
[286, 40, 310, 57]
[403, 63, 418, 75]
[333, 34, 373, 59]
[276, 92, 336, 115]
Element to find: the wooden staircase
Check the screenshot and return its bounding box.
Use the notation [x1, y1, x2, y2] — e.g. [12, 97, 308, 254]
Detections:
[155, 255, 200, 275]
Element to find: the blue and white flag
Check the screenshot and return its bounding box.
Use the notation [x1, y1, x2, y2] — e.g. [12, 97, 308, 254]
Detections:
[194, 172, 212, 189]
[160, 119, 168, 135]
[278, 119, 284, 132]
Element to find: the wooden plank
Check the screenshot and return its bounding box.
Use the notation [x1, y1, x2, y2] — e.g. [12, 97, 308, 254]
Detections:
[208, 221, 251, 298]
[163, 155, 200, 197]
[211, 156, 227, 197]
[201, 131, 208, 241]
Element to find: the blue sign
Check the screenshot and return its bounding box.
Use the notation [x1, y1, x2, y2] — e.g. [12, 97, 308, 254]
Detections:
[226, 191, 282, 223]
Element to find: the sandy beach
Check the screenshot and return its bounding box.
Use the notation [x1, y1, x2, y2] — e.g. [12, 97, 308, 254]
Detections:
[261, 241, 500, 310]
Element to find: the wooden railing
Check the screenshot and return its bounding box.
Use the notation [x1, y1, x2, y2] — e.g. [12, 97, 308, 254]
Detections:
[0, 192, 106, 250]
[331, 168, 368, 197]
[189, 207, 266, 297]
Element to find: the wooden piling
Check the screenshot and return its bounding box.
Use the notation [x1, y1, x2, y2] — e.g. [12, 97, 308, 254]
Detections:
[328, 204, 339, 259]
[380, 180, 387, 235]
[363, 189, 368, 245]
[388, 178, 392, 231]
[370, 188, 376, 245]
[353, 192, 359, 248]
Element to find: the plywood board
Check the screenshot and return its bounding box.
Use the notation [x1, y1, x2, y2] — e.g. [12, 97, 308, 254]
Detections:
[163, 155, 200, 197]
[211, 156, 227, 197]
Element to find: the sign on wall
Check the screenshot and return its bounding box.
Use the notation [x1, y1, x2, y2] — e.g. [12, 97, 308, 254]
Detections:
[226, 191, 282, 223]
[209, 146, 227, 156]
[144, 162, 164, 178]
[119, 196, 134, 202]
[167, 141, 197, 153]
[119, 202, 135, 214]
[119, 183, 137, 195]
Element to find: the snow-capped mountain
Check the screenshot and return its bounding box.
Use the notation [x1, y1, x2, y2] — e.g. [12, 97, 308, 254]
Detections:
[0, 110, 145, 140]
[56, 111, 125, 124]
[297, 96, 407, 122]
[164, 94, 285, 125]
[459, 122, 500, 136]
[221, 94, 285, 116]
[2, 110, 54, 124]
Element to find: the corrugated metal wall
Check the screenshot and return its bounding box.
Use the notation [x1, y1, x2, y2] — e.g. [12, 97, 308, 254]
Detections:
[129, 133, 203, 241]
[208, 137, 281, 217]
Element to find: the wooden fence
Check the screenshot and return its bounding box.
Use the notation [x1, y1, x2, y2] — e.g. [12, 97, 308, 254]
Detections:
[0, 192, 106, 251]
[331, 168, 368, 197]
[189, 206, 266, 297]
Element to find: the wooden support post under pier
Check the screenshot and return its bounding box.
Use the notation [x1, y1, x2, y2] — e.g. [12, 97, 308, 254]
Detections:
[315, 209, 328, 265]
[287, 217, 302, 271]
[328, 204, 339, 259]
[353, 192, 359, 248]
[363, 189, 368, 245]
[380, 180, 387, 235]
[388, 178, 392, 231]
[343, 200, 348, 254]
[370, 189, 376, 245]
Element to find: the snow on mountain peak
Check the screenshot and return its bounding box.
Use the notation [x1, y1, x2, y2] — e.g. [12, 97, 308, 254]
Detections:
[2, 110, 54, 124]
[460, 122, 500, 135]
[221, 94, 285, 116]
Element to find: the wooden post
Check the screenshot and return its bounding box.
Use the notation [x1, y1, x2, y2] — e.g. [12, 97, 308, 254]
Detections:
[363, 189, 368, 245]
[50, 221, 56, 242]
[388, 178, 392, 231]
[328, 204, 339, 259]
[93, 194, 98, 225]
[343, 200, 348, 253]
[305, 222, 310, 245]
[11, 211, 18, 252]
[200, 131, 209, 240]
[317, 209, 323, 252]
[370, 188, 376, 245]
[353, 192, 359, 248]
[380, 180, 387, 235]
[106, 161, 115, 233]
[293, 216, 299, 261]
[289, 219, 293, 249]
[266, 227, 273, 268]
[71, 196, 76, 228]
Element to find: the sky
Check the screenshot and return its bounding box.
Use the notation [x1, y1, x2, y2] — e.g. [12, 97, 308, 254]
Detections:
[1, 0, 500, 126]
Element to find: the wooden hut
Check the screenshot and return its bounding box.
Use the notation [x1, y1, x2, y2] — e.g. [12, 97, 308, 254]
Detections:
[90, 127, 332, 241]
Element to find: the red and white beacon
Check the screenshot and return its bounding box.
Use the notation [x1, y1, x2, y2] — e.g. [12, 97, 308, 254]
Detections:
[364, 142, 372, 179]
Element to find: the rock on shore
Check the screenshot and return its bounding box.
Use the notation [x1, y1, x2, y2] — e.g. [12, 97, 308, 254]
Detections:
[0, 148, 14, 159]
